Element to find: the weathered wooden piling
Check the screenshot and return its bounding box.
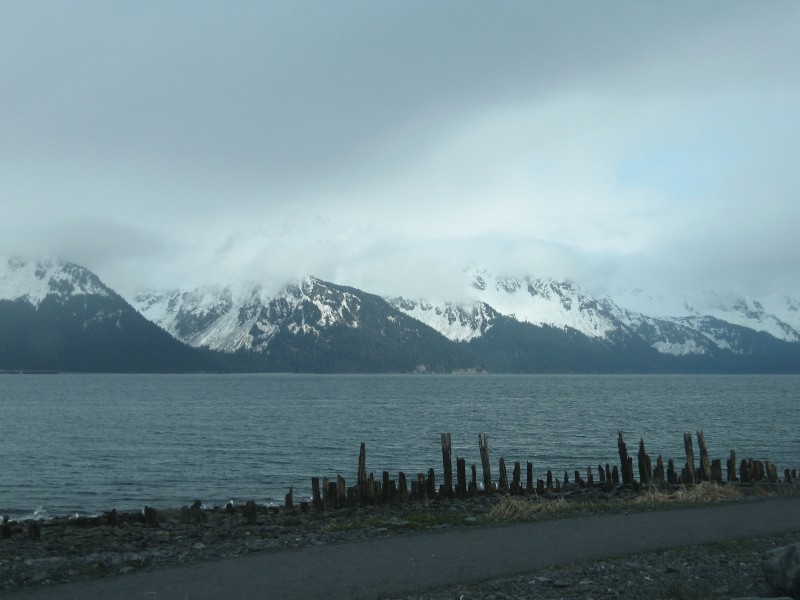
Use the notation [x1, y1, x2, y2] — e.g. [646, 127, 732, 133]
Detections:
[105, 508, 119, 527]
[382, 471, 391, 503]
[740, 459, 752, 483]
[498, 458, 509, 492]
[325, 480, 338, 510]
[357, 442, 368, 501]
[546, 469, 553, 490]
[243, 500, 258, 524]
[765, 461, 778, 483]
[312, 477, 323, 511]
[526, 462, 534, 493]
[683, 432, 696, 484]
[143, 505, 159, 528]
[417, 473, 428, 506]
[667, 458, 677, 484]
[285, 487, 294, 510]
[456, 458, 467, 499]
[696, 430, 712, 482]
[618, 431, 634, 485]
[727, 450, 738, 482]
[478, 434, 492, 494]
[336, 476, 347, 507]
[587, 466, 594, 487]
[399, 472, 409, 502]
[710, 459, 723, 484]
[441, 433, 453, 497]
[753, 460, 765, 482]
[426, 468, 436, 499]
[469, 464, 478, 497]
[512, 461, 521, 494]
[654, 455, 665, 483]
[182, 499, 205, 524]
[638, 438, 652, 485]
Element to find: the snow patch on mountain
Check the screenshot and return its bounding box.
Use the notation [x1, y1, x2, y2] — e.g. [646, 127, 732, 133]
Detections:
[0, 257, 110, 305]
[469, 273, 617, 338]
[386, 298, 496, 342]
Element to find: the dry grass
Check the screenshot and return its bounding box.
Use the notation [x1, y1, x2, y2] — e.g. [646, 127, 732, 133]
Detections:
[488, 495, 572, 520]
[630, 481, 742, 506]
[489, 481, 745, 522]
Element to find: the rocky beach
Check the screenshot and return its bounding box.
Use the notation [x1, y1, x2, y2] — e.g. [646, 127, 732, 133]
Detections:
[2, 483, 799, 599]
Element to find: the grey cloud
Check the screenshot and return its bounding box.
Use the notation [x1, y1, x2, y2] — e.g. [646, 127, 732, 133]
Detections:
[1, 1, 799, 300]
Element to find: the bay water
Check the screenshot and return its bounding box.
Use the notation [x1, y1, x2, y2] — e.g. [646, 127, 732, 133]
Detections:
[1, 373, 798, 519]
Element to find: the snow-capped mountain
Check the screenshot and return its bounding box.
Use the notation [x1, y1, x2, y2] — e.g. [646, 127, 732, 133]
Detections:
[0, 257, 220, 372]
[387, 269, 800, 359]
[135, 277, 366, 354]
[0, 257, 111, 305]
[611, 288, 800, 344]
[133, 276, 478, 373]
[4, 257, 799, 373]
[388, 271, 619, 343]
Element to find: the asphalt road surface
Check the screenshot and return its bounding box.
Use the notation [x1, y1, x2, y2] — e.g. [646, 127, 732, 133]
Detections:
[9, 497, 800, 600]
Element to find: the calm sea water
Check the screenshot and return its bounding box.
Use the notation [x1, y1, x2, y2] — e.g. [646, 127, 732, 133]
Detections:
[1, 374, 798, 519]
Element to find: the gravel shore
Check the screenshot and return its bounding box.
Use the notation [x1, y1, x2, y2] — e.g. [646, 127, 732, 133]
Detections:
[2, 485, 798, 598]
[385, 530, 800, 600]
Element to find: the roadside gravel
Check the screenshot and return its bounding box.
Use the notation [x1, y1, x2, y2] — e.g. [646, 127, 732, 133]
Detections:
[385, 530, 800, 600]
[2, 486, 799, 598]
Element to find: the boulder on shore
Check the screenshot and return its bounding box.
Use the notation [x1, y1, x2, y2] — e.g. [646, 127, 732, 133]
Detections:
[764, 542, 800, 599]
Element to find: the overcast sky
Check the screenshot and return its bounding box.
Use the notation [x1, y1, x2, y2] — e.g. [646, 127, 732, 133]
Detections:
[2, 1, 799, 300]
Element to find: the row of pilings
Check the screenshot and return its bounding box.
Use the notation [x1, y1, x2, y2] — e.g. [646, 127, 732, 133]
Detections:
[4, 430, 796, 538]
[294, 430, 797, 513]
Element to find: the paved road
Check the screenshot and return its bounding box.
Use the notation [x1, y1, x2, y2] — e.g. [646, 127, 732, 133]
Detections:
[10, 497, 800, 600]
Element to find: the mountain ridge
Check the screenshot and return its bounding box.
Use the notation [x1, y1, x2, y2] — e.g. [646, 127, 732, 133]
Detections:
[3, 257, 799, 373]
